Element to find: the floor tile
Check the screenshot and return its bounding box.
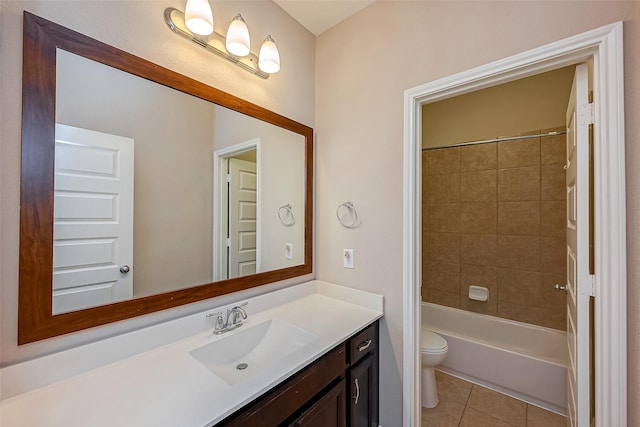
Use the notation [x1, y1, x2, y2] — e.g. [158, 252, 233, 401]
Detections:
[526, 404, 567, 427]
[459, 407, 515, 427]
[422, 398, 465, 427]
[467, 385, 527, 427]
[421, 371, 567, 427]
[435, 371, 473, 405]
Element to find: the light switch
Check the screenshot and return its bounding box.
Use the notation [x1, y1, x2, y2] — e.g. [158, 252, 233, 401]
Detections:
[285, 243, 293, 260]
[343, 249, 354, 269]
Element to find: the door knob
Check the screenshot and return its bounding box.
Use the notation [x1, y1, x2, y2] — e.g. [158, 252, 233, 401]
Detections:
[120, 265, 131, 274]
[554, 283, 567, 292]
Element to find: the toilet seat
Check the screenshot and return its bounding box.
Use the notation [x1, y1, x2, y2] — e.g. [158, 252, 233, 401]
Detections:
[421, 329, 448, 353]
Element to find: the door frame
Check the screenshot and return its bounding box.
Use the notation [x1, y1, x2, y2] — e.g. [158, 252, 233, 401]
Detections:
[403, 22, 626, 426]
[213, 139, 261, 281]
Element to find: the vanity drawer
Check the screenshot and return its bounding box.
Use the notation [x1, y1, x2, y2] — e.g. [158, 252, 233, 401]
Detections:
[349, 324, 376, 365]
[223, 343, 346, 426]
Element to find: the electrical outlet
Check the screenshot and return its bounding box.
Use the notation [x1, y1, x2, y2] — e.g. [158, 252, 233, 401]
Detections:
[285, 243, 293, 260]
[343, 249, 354, 269]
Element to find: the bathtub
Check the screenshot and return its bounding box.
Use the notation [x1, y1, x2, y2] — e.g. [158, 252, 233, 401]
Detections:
[422, 302, 568, 415]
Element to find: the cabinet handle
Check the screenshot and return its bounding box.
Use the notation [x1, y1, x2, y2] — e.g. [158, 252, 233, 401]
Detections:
[358, 339, 372, 352]
[353, 378, 360, 405]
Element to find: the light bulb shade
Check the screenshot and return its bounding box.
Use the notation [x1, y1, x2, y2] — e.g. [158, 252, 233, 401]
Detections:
[258, 35, 280, 74]
[226, 14, 251, 57]
[185, 0, 214, 35]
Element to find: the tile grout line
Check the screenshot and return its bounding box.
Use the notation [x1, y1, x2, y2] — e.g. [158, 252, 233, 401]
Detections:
[463, 382, 524, 427]
[457, 385, 466, 427]
[458, 383, 474, 427]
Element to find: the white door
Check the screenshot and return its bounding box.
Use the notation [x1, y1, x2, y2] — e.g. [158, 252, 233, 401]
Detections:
[565, 63, 593, 427]
[53, 124, 134, 314]
[227, 158, 257, 278]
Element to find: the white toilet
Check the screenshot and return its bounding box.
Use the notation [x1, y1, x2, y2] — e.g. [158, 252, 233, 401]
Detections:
[421, 328, 449, 408]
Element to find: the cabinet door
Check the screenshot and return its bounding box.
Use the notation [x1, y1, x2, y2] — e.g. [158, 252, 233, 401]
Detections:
[291, 379, 346, 427]
[349, 354, 376, 427]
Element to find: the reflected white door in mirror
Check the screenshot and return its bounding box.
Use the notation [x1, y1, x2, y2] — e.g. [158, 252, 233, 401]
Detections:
[227, 156, 258, 278]
[53, 124, 134, 314]
[214, 140, 260, 281]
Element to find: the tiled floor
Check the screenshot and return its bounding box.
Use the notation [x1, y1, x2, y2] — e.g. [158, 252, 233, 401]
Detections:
[422, 371, 566, 427]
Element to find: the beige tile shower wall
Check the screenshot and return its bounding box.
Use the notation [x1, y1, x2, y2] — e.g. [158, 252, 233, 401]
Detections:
[422, 129, 566, 330]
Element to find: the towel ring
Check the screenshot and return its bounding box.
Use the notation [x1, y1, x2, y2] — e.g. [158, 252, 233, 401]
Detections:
[278, 204, 295, 226]
[336, 201, 359, 228]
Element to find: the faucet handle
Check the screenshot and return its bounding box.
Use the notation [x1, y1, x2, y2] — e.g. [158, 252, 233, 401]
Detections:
[206, 312, 225, 332]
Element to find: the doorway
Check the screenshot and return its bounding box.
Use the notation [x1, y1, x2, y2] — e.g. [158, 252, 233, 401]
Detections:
[421, 65, 575, 332]
[403, 22, 626, 427]
[226, 155, 258, 278]
[213, 139, 261, 281]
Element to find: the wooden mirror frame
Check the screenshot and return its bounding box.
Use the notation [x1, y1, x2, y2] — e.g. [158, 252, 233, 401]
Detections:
[19, 12, 313, 344]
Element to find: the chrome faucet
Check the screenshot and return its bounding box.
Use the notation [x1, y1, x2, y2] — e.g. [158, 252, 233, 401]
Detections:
[226, 303, 248, 327]
[206, 302, 248, 335]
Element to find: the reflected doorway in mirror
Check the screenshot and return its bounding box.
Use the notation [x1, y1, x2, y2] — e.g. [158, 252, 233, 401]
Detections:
[214, 140, 260, 281]
[227, 155, 258, 279]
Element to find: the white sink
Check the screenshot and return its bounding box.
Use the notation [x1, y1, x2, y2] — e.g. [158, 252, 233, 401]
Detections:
[189, 319, 317, 385]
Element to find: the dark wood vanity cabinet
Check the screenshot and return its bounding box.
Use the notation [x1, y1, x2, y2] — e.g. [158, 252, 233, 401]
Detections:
[347, 323, 379, 427]
[290, 379, 347, 427]
[348, 354, 376, 427]
[219, 321, 379, 427]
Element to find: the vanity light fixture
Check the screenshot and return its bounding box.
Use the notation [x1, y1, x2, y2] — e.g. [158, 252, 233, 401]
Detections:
[164, 2, 280, 79]
[258, 35, 281, 74]
[225, 14, 250, 57]
[184, 0, 214, 35]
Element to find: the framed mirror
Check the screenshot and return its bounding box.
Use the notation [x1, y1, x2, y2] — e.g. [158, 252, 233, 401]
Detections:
[19, 12, 313, 344]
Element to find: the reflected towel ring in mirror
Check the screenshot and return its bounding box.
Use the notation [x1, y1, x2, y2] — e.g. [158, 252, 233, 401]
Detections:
[336, 201, 359, 228]
[278, 204, 295, 226]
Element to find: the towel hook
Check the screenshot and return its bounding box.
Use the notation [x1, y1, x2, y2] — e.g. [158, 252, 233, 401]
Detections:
[278, 204, 295, 226]
[336, 201, 359, 228]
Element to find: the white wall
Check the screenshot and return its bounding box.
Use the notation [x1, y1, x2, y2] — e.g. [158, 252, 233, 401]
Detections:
[0, 0, 315, 366]
[315, 1, 640, 425]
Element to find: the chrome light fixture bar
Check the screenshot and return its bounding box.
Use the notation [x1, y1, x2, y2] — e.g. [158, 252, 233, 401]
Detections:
[164, 7, 271, 79]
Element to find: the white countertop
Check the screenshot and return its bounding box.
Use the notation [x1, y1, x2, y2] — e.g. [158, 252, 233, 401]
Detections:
[0, 281, 383, 427]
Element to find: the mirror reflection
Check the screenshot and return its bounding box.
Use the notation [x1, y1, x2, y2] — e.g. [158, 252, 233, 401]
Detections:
[53, 49, 305, 314]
